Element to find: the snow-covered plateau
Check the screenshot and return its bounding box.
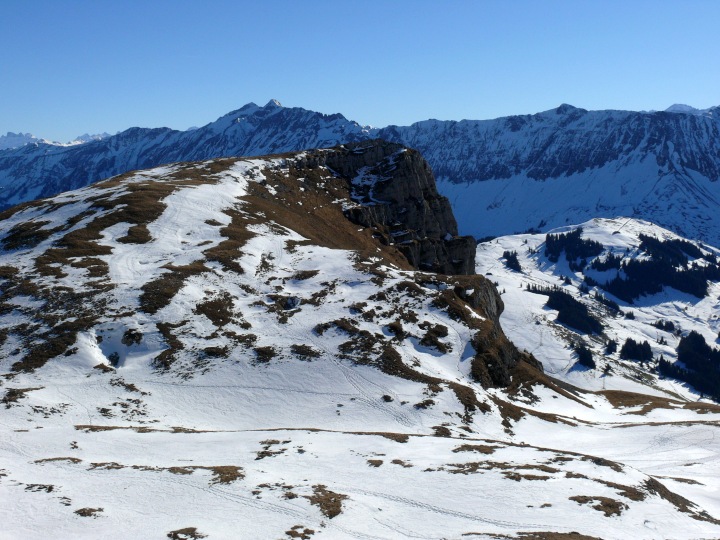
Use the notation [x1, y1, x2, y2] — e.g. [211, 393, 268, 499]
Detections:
[1, 144, 719, 539]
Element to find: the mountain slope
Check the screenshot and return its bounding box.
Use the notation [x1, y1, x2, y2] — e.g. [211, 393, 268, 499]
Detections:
[0, 101, 371, 209]
[3, 102, 720, 245]
[386, 105, 720, 242]
[476, 217, 720, 398]
[1, 144, 720, 539]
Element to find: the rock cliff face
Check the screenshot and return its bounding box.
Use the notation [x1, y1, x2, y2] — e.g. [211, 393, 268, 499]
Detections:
[302, 140, 476, 275]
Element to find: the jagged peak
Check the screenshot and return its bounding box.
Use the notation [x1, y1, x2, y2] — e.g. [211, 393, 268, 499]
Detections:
[554, 103, 585, 115]
[3, 131, 33, 138]
[238, 102, 259, 111]
[264, 99, 283, 109]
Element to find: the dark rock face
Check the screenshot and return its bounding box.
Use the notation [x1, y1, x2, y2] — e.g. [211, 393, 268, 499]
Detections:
[298, 140, 476, 275]
[440, 274, 543, 387]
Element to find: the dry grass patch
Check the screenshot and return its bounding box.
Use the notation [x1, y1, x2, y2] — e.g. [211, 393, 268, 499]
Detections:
[569, 495, 627, 517]
[154, 321, 185, 370]
[285, 525, 315, 539]
[203, 208, 256, 274]
[140, 261, 208, 314]
[644, 477, 720, 524]
[466, 533, 603, 540]
[167, 527, 207, 539]
[291, 270, 319, 281]
[117, 224, 152, 244]
[253, 346, 277, 363]
[110, 378, 144, 395]
[452, 444, 498, 455]
[2, 386, 43, 406]
[93, 363, 115, 373]
[291, 344, 321, 360]
[256, 439, 288, 460]
[600, 390, 680, 415]
[199, 465, 244, 484]
[653, 475, 703, 485]
[0, 265, 19, 280]
[25, 484, 55, 493]
[579, 455, 623, 473]
[683, 401, 720, 414]
[69, 257, 109, 278]
[194, 292, 234, 327]
[305, 484, 348, 519]
[1, 220, 55, 250]
[599, 480, 645, 501]
[354, 431, 410, 443]
[504, 472, 552, 481]
[74, 507, 103, 518]
[89, 462, 125, 470]
[34, 457, 82, 464]
[419, 321, 451, 353]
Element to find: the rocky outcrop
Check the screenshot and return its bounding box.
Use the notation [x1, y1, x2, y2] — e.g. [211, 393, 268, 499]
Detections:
[431, 274, 543, 387]
[300, 140, 476, 275]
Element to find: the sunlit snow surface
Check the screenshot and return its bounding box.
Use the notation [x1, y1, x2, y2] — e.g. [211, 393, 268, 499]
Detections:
[1, 162, 720, 539]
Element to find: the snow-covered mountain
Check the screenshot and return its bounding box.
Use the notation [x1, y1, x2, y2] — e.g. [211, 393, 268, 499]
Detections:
[429, 104, 720, 243]
[0, 131, 110, 151]
[477, 217, 720, 399]
[0, 101, 372, 209]
[3, 101, 720, 245]
[665, 103, 719, 116]
[68, 132, 112, 145]
[2, 143, 720, 539]
[0, 132, 44, 151]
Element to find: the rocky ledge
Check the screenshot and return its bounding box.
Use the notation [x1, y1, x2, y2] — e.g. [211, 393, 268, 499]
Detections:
[292, 140, 477, 275]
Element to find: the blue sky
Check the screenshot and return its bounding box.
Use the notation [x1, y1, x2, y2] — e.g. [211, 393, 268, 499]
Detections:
[2, 0, 719, 141]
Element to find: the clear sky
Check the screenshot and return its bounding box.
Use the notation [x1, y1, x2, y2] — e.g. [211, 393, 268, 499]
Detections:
[2, 0, 719, 142]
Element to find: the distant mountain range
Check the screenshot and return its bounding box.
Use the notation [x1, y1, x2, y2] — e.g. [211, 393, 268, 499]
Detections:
[2, 100, 720, 243]
[0, 131, 111, 151]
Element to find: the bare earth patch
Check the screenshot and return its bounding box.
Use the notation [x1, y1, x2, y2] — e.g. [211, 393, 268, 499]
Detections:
[569, 495, 627, 517]
[167, 527, 208, 539]
[452, 444, 498, 455]
[285, 525, 316, 539]
[2, 387, 43, 407]
[74, 507, 103, 518]
[305, 484, 348, 519]
[34, 457, 82, 464]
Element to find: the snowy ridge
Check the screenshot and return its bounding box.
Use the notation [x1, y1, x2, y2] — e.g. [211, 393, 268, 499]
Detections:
[1, 150, 720, 538]
[0, 100, 372, 209]
[3, 102, 720, 246]
[0, 132, 46, 151]
[0, 131, 110, 151]
[477, 217, 720, 397]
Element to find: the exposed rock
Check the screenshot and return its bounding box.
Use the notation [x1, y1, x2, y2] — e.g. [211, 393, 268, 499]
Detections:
[298, 140, 476, 275]
[429, 274, 542, 387]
